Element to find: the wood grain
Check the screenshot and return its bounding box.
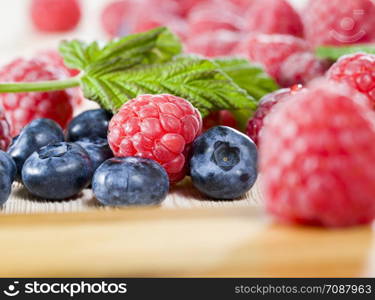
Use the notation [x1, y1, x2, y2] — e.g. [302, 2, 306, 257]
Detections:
[0, 206, 373, 277]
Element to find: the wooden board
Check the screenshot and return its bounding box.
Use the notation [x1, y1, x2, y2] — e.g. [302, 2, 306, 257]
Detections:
[0, 205, 373, 277]
[0, 179, 374, 277]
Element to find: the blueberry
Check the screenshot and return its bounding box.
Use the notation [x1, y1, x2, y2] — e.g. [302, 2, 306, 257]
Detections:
[7, 119, 64, 178]
[66, 109, 113, 142]
[92, 157, 169, 206]
[1, 151, 16, 182]
[10, 135, 19, 147]
[0, 151, 16, 205]
[75, 137, 113, 173]
[190, 126, 258, 200]
[22, 142, 93, 200]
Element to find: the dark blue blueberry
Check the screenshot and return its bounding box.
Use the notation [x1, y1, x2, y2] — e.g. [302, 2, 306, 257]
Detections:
[66, 109, 113, 142]
[0, 151, 16, 205]
[7, 119, 64, 178]
[190, 126, 258, 200]
[92, 157, 169, 206]
[1, 151, 16, 182]
[22, 142, 93, 200]
[75, 137, 113, 173]
[10, 135, 19, 147]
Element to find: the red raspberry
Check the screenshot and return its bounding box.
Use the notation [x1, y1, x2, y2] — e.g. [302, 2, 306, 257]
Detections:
[203, 110, 237, 131]
[244, 0, 303, 37]
[172, 0, 210, 17]
[261, 80, 375, 227]
[0, 109, 12, 151]
[38, 50, 84, 108]
[186, 30, 239, 57]
[303, 0, 375, 47]
[38, 50, 79, 77]
[235, 34, 310, 84]
[327, 53, 375, 107]
[229, 0, 253, 11]
[101, 0, 136, 37]
[139, 0, 181, 16]
[278, 51, 329, 87]
[31, 0, 81, 32]
[108, 94, 202, 183]
[101, 0, 172, 37]
[187, 1, 242, 36]
[246, 85, 302, 145]
[130, 12, 187, 41]
[0, 58, 74, 136]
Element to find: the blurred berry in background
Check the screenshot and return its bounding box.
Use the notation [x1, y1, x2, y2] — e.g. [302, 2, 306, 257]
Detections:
[0, 58, 74, 136]
[1, 0, 368, 91]
[31, 0, 82, 32]
[303, 0, 375, 47]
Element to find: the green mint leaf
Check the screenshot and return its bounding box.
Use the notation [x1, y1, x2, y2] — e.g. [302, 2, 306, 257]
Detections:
[59, 27, 182, 72]
[316, 44, 375, 60]
[213, 57, 279, 100]
[81, 57, 257, 116]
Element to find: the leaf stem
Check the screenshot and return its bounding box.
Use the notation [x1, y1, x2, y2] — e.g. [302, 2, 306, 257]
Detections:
[0, 76, 81, 93]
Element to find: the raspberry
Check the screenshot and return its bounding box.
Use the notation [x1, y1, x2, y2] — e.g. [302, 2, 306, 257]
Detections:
[244, 0, 303, 37]
[140, 0, 181, 16]
[260, 80, 375, 227]
[229, 0, 253, 11]
[101, 0, 135, 37]
[187, 1, 242, 36]
[246, 85, 302, 145]
[235, 34, 310, 84]
[278, 51, 329, 87]
[38, 50, 79, 77]
[0, 109, 11, 151]
[108, 94, 202, 183]
[101, 0, 170, 37]
[0, 58, 74, 136]
[303, 0, 375, 47]
[203, 110, 237, 132]
[31, 0, 81, 32]
[38, 50, 84, 108]
[130, 12, 187, 41]
[327, 53, 375, 107]
[172, 0, 209, 17]
[186, 30, 239, 57]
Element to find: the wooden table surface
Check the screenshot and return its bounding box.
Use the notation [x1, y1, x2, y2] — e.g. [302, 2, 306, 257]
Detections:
[0, 204, 373, 278]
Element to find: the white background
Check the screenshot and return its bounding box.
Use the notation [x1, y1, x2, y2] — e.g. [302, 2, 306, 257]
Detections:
[0, 0, 307, 63]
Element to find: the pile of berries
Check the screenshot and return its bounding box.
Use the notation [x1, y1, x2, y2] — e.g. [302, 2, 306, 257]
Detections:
[0, 94, 258, 207]
[29, 0, 375, 90]
[99, 0, 375, 88]
[3, 0, 375, 230]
